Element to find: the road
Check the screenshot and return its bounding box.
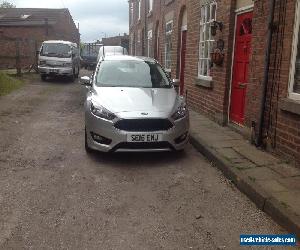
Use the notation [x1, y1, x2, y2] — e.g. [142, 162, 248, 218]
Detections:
[0, 71, 286, 250]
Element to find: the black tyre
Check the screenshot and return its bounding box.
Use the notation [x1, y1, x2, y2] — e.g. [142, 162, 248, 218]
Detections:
[85, 129, 93, 153]
[69, 71, 75, 82]
[75, 67, 79, 78]
[41, 75, 47, 81]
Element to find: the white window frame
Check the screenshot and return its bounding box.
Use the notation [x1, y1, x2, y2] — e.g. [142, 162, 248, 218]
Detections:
[148, 30, 153, 57]
[198, 1, 217, 81]
[165, 20, 173, 72]
[137, 29, 141, 43]
[130, 2, 134, 26]
[149, 0, 153, 13]
[288, 0, 300, 100]
[138, 0, 141, 21]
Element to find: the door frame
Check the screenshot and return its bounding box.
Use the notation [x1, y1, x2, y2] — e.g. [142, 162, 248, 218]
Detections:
[179, 25, 187, 95]
[227, 5, 254, 125]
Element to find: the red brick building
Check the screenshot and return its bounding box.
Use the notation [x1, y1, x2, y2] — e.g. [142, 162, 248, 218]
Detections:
[129, 0, 300, 168]
[101, 33, 129, 52]
[0, 8, 80, 68]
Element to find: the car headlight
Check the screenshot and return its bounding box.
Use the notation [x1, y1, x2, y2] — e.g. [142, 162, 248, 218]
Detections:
[171, 103, 188, 121]
[90, 103, 116, 120]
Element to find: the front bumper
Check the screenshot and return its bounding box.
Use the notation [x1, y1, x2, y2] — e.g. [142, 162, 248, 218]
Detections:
[85, 113, 189, 153]
[38, 66, 73, 76]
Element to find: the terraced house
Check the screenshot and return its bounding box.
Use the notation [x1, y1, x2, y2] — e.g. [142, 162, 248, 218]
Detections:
[129, 0, 300, 168]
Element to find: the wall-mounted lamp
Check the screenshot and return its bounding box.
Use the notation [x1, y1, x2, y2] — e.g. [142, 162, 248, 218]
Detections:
[211, 21, 223, 36]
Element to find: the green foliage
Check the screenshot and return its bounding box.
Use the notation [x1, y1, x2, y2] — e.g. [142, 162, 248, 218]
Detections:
[0, 72, 23, 96]
[0, 1, 16, 8]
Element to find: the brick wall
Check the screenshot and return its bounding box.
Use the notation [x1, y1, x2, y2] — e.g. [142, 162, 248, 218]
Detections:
[129, 0, 300, 168]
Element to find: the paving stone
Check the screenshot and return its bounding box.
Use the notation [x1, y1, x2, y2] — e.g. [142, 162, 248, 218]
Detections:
[277, 176, 300, 190]
[233, 161, 257, 170]
[268, 163, 300, 178]
[257, 180, 289, 194]
[272, 191, 300, 216]
[242, 167, 282, 181]
[210, 140, 249, 149]
[216, 148, 242, 159]
[233, 146, 280, 166]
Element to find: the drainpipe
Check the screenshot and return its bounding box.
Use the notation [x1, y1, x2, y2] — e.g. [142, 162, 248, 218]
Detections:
[256, 0, 275, 147]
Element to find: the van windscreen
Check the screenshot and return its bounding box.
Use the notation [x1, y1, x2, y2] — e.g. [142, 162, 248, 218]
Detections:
[41, 43, 72, 58]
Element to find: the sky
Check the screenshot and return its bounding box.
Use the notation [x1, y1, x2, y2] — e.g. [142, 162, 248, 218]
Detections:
[9, 0, 129, 42]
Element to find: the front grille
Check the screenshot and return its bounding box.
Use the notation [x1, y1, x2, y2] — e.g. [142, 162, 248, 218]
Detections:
[112, 142, 174, 151]
[114, 119, 173, 132]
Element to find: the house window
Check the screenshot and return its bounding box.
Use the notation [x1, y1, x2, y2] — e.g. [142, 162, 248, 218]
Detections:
[198, 1, 217, 80]
[289, 0, 300, 100]
[165, 20, 173, 71]
[149, 0, 153, 13]
[130, 2, 134, 26]
[148, 30, 153, 57]
[138, 0, 141, 21]
[138, 30, 141, 43]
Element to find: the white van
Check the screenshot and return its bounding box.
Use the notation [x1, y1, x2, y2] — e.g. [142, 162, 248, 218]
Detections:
[38, 40, 80, 81]
[97, 46, 128, 62]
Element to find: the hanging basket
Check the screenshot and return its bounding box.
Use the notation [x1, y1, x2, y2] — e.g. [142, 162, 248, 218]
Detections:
[210, 49, 224, 66]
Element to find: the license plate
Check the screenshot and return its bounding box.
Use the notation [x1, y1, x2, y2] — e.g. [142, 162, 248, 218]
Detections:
[49, 69, 58, 73]
[127, 133, 162, 142]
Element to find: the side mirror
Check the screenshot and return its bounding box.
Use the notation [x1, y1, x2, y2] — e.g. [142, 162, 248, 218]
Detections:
[172, 79, 180, 87]
[80, 76, 92, 86]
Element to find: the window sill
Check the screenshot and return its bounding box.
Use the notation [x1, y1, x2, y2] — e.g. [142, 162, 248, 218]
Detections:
[279, 98, 300, 115]
[165, 0, 175, 6]
[195, 77, 213, 88]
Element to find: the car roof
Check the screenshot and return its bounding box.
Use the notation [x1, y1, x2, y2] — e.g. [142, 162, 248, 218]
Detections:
[103, 55, 157, 64]
[43, 40, 76, 46]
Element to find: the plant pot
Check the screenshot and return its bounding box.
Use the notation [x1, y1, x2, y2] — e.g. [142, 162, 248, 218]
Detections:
[210, 49, 224, 66]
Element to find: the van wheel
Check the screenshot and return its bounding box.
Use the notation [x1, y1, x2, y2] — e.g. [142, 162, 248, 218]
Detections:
[41, 75, 47, 81]
[75, 67, 79, 78]
[69, 71, 75, 82]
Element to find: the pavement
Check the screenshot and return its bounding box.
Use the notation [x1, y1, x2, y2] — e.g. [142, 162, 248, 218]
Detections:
[189, 110, 300, 239]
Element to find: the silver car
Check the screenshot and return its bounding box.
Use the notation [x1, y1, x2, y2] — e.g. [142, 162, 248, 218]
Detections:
[81, 55, 189, 153]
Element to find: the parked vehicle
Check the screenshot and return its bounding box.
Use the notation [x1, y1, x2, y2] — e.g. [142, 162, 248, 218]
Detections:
[38, 40, 80, 81]
[97, 46, 128, 62]
[80, 43, 102, 70]
[81, 55, 189, 153]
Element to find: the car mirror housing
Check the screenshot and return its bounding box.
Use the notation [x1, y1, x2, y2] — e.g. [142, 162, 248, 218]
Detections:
[80, 76, 92, 86]
[172, 79, 180, 87]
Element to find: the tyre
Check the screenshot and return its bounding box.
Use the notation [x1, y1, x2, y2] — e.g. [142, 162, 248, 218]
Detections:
[85, 129, 93, 153]
[69, 71, 75, 82]
[41, 74, 47, 81]
[75, 67, 79, 78]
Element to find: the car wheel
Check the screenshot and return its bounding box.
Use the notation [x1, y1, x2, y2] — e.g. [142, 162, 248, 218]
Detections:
[85, 129, 93, 153]
[69, 71, 75, 82]
[41, 75, 47, 81]
[75, 67, 79, 78]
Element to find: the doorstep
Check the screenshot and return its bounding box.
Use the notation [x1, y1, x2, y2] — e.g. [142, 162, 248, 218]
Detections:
[189, 110, 300, 238]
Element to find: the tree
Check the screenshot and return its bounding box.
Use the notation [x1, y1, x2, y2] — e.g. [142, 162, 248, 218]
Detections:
[0, 1, 16, 8]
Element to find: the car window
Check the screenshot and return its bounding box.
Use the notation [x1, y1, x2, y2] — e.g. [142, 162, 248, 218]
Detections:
[95, 60, 171, 88]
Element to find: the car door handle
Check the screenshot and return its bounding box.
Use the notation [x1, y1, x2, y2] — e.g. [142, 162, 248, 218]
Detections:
[238, 82, 248, 88]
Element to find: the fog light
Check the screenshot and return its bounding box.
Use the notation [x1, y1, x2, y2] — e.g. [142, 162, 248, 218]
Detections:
[175, 132, 188, 144]
[90, 132, 112, 145]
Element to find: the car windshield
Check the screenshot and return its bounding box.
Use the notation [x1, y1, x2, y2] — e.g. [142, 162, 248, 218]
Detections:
[95, 60, 171, 88]
[41, 43, 72, 58]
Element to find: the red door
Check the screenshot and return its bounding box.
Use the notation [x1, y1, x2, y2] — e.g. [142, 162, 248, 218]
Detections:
[179, 30, 187, 95]
[230, 12, 253, 124]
